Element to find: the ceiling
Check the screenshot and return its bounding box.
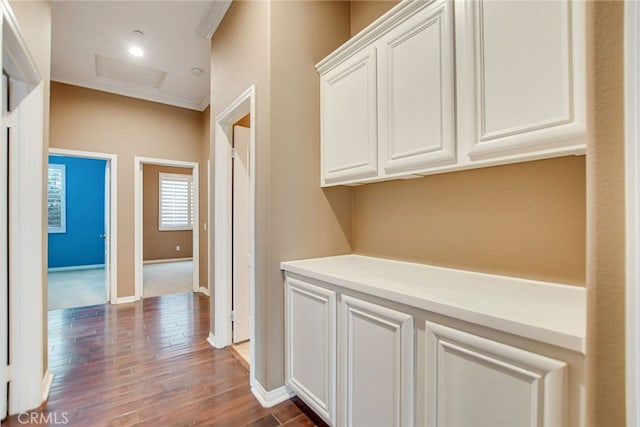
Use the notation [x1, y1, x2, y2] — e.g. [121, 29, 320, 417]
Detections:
[51, 1, 223, 111]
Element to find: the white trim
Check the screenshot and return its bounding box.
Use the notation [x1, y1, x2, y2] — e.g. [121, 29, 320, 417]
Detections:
[8, 82, 44, 415]
[41, 371, 53, 402]
[250, 379, 295, 408]
[48, 264, 104, 272]
[49, 147, 118, 304]
[199, 286, 210, 296]
[115, 296, 137, 305]
[625, 2, 640, 425]
[206, 158, 211, 297]
[195, 0, 232, 40]
[50, 73, 207, 112]
[207, 332, 216, 348]
[143, 257, 192, 265]
[134, 156, 200, 300]
[213, 86, 257, 392]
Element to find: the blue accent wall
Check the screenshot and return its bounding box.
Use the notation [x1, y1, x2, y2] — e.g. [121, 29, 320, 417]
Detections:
[48, 156, 107, 268]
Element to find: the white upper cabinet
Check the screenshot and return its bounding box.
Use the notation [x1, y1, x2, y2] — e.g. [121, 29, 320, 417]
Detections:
[456, 0, 586, 162]
[316, 0, 587, 187]
[378, 0, 456, 176]
[321, 46, 378, 186]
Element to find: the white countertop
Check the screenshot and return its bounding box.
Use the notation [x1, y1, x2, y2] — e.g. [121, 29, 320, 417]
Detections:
[281, 254, 586, 354]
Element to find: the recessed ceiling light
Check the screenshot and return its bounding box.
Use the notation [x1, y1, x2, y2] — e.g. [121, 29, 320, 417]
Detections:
[129, 46, 144, 57]
[191, 67, 204, 76]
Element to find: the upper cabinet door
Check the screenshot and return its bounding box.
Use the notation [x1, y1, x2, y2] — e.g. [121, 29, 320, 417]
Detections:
[458, 0, 586, 161]
[321, 46, 378, 186]
[378, 0, 456, 176]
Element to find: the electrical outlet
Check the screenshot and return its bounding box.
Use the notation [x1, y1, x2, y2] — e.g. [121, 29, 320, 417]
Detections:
[176, 245, 181, 252]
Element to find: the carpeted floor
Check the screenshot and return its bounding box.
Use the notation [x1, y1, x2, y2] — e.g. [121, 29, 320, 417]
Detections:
[47, 261, 194, 310]
[143, 260, 194, 297]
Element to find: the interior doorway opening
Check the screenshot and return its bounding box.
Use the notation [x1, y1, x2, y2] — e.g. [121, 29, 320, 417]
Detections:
[134, 157, 200, 300]
[46, 152, 115, 310]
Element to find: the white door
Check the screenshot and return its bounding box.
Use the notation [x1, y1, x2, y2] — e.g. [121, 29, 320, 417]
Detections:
[377, 0, 456, 176]
[103, 162, 110, 301]
[321, 46, 378, 186]
[425, 321, 567, 426]
[285, 277, 336, 426]
[0, 73, 8, 421]
[232, 125, 250, 343]
[341, 295, 414, 427]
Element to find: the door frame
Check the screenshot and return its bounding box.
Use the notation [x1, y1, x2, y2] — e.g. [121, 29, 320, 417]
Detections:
[134, 156, 200, 300]
[212, 86, 256, 378]
[48, 148, 118, 304]
[625, 2, 640, 424]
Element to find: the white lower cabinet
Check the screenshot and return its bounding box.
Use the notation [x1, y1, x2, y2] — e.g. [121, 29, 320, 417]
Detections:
[425, 321, 567, 427]
[283, 258, 582, 427]
[285, 277, 337, 426]
[341, 295, 414, 427]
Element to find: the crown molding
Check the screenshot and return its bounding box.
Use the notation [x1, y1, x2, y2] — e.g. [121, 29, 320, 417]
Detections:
[195, 0, 233, 40]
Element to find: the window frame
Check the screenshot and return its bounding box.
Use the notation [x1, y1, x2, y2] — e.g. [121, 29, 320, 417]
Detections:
[47, 163, 67, 234]
[158, 172, 194, 232]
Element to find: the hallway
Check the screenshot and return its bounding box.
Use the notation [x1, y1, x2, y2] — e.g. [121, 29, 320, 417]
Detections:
[1, 293, 321, 426]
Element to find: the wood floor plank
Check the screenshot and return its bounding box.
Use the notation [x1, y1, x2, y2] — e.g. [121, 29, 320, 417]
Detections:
[1, 292, 322, 426]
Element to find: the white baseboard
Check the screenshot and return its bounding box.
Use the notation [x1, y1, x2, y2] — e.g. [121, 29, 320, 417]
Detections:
[199, 286, 210, 296]
[143, 257, 193, 265]
[48, 263, 104, 272]
[250, 379, 295, 408]
[115, 296, 138, 304]
[41, 371, 54, 401]
[207, 332, 217, 348]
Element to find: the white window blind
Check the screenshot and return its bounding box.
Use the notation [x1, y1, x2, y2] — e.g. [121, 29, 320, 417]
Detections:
[159, 172, 194, 231]
[47, 163, 66, 233]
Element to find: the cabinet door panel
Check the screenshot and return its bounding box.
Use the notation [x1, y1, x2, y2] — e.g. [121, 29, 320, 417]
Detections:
[425, 321, 567, 427]
[461, 0, 586, 159]
[285, 277, 336, 425]
[321, 47, 378, 185]
[378, 0, 456, 175]
[341, 295, 414, 427]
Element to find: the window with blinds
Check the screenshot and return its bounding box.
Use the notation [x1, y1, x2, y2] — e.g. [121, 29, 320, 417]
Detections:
[47, 163, 66, 233]
[159, 172, 194, 231]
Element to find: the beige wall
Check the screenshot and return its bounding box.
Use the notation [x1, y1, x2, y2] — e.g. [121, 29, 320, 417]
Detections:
[142, 164, 194, 261]
[9, 0, 52, 387]
[210, 0, 352, 390]
[353, 157, 586, 284]
[350, 0, 398, 35]
[49, 82, 207, 297]
[586, 2, 626, 425]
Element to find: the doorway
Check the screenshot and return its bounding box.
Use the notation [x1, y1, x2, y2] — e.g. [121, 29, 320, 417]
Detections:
[212, 86, 259, 394]
[134, 157, 200, 300]
[47, 148, 118, 307]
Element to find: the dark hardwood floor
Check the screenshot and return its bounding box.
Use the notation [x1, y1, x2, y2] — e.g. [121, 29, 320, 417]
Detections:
[1, 292, 324, 426]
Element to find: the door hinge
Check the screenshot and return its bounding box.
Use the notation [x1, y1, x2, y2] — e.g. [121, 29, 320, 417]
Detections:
[231, 148, 237, 159]
[230, 311, 235, 322]
[4, 364, 11, 382]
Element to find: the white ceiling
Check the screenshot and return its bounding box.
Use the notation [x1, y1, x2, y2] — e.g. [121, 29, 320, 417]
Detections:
[51, 1, 216, 111]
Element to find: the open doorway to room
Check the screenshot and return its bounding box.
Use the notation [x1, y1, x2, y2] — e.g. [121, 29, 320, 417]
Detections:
[230, 114, 251, 367]
[134, 157, 199, 300]
[141, 164, 195, 297]
[47, 150, 116, 310]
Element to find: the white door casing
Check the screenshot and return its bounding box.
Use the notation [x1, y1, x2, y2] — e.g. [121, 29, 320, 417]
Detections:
[0, 72, 7, 421]
[104, 162, 110, 301]
[425, 321, 567, 427]
[378, 0, 456, 176]
[285, 277, 337, 426]
[341, 295, 414, 427]
[232, 125, 250, 343]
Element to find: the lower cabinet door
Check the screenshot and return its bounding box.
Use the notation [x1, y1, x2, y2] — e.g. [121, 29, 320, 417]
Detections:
[285, 277, 336, 425]
[425, 321, 567, 427]
[341, 295, 414, 427]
